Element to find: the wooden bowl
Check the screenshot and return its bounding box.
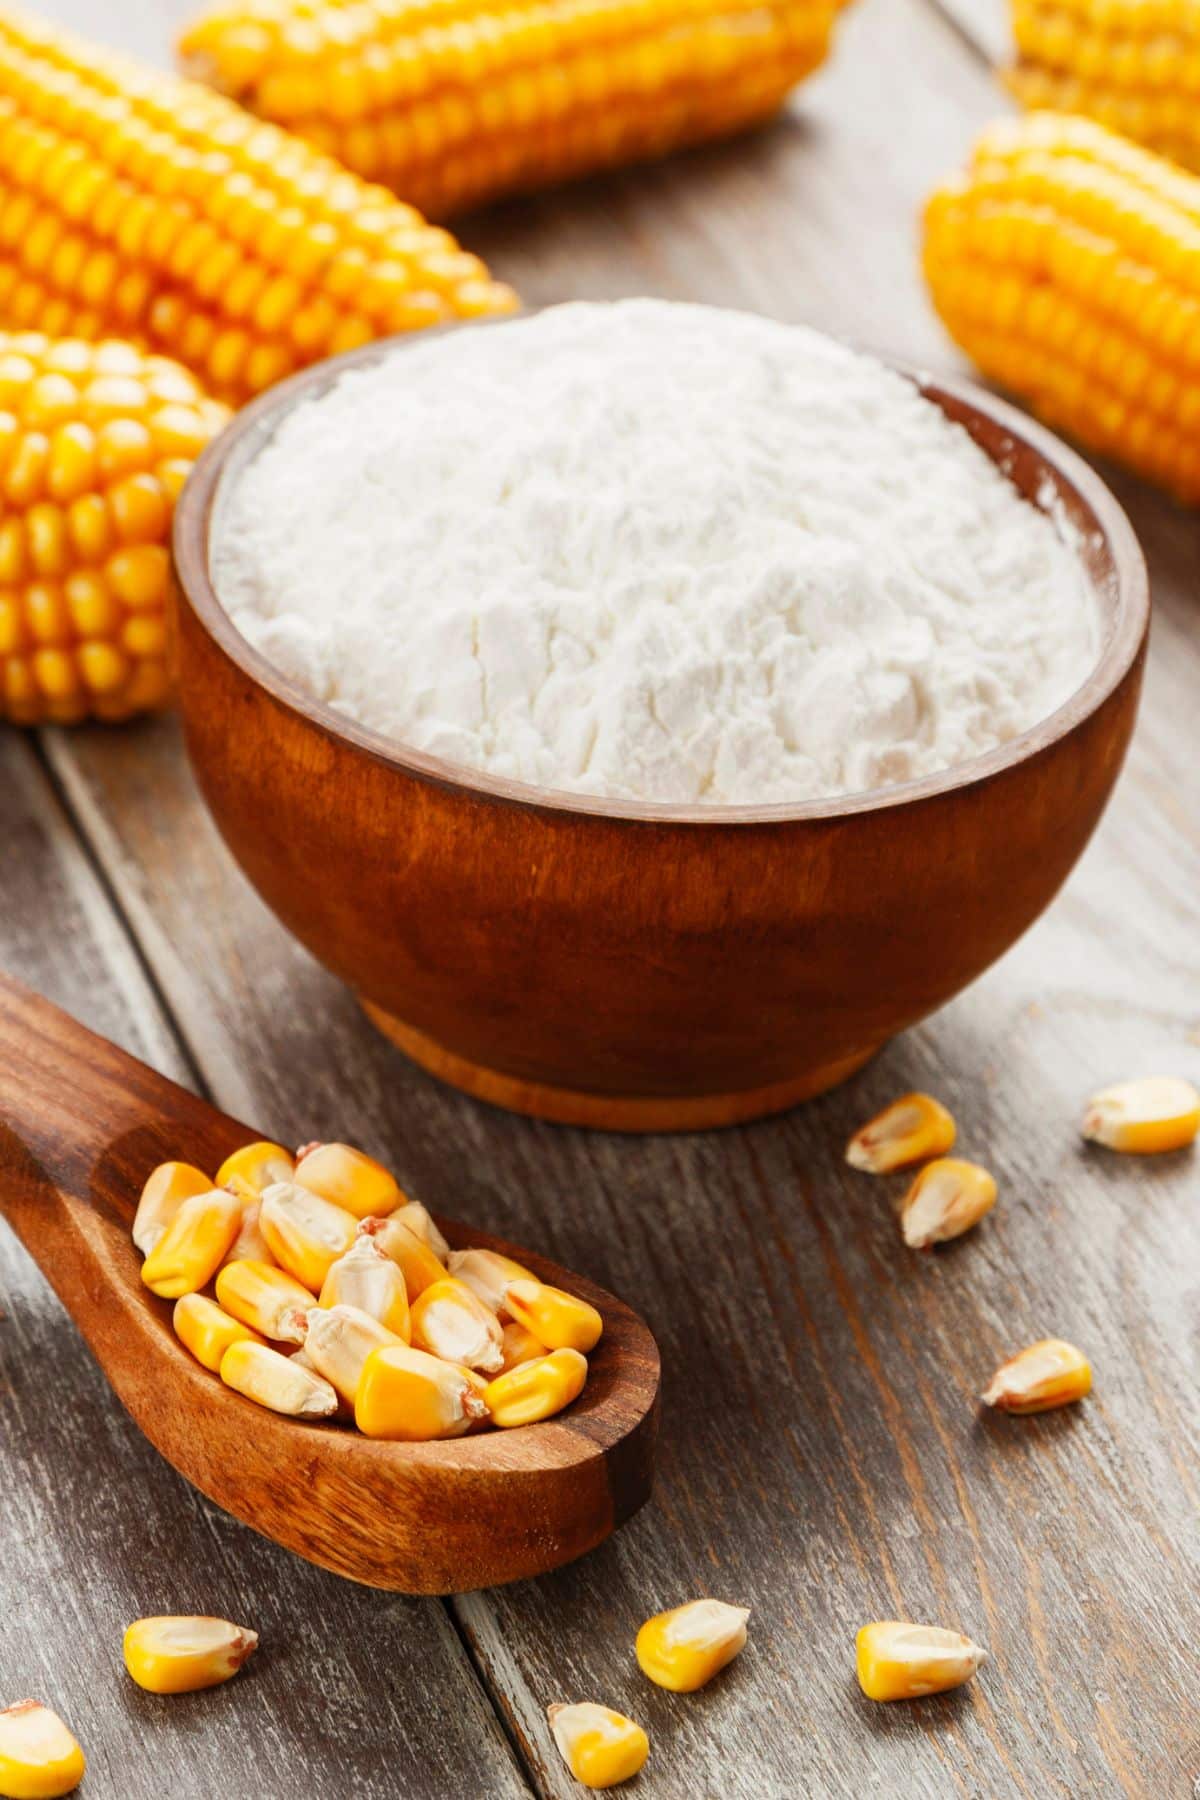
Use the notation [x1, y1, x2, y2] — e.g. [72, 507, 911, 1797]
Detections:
[173, 327, 1149, 1132]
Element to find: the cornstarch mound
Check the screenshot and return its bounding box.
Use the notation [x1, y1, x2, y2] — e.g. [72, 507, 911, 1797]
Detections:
[214, 300, 1098, 806]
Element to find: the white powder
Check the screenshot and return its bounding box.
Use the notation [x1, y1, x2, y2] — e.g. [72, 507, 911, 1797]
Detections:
[215, 300, 1098, 805]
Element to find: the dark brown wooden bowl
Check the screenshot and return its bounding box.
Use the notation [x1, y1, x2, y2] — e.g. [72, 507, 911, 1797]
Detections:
[173, 325, 1149, 1131]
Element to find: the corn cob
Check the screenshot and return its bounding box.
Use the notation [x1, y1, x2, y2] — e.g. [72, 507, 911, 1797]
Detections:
[179, 0, 850, 220]
[1008, 0, 1200, 173]
[924, 113, 1200, 504]
[0, 4, 515, 411]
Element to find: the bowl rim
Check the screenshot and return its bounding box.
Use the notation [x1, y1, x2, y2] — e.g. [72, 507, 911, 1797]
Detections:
[173, 315, 1150, 828]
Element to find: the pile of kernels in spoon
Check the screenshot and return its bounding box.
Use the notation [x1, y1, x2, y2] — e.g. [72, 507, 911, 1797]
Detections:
[133, 1140, 601, 1438]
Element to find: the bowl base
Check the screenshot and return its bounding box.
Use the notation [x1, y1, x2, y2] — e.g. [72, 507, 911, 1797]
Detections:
[361, 1003, 878, 1131]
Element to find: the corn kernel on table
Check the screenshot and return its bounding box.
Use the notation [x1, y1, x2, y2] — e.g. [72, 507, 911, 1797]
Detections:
[2, 1, 1199, 1795]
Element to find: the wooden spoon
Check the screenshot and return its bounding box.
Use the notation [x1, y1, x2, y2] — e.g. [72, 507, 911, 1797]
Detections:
[0, 973, 660, 1593]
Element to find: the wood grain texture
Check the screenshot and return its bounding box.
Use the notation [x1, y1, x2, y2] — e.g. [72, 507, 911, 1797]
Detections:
[2, 0, 1199, 1794]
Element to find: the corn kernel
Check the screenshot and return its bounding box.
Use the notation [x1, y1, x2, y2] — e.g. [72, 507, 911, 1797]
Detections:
[259, 1180, 357, 1291]
[141, 1188, 242, 1300]
[394, 1199, 450, 1263]
[1081, 1077, 1200, 1154]
[505, 1280, 603, 1354]
[293, 1141, 401, 1218]
[220, 1188, 277, 1268]
[498, 1321, 547, 1373]
[173, 1293, 265, 1372]
[856, 1621, 987, 1701]
[635, 1599, 750, 1692]
[303, 1303, 403, 1404]
[900, 1158, 997, 1249]
[220, 1339, 338, 1418]
[215, 1258, 314, 1343]
[547, 1703, 649, 1790]
[845, 1092, 957, 1173]
[216, 1139, 295, 1193]
[0, 1700, 85, 1799]
[446, 1247, 535, 1317]
[410, 1277, 505, 1373]
[355, 1343, 489, 1440]
[359, 1214, 444, 1300]
[318, 1236, 410, 1341]
[484, 1347, 587, 1427]
[122, 1616, 258, 1694]
[981, 1338, 1092, 1414]
[132, 1159, 212, 1256]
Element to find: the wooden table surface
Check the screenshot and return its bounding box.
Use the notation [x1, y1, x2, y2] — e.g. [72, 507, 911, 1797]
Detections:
[2, 2, 1198, 1796]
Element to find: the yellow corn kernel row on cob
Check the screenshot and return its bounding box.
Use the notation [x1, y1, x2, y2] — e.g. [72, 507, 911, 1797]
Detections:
[179, 0, 851, 221]
[923, 112, 1200, 505]
[1007, 0, 1200, 173]
[0, 333, 226, 724]
[0, 4, 515, 409]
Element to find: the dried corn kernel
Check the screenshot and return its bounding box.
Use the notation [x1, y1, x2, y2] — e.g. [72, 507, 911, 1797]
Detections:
[215, 1139, 294, 1193]
[484, 1347, 587, 1427]
[498, 1321, 547, 1373]
[856, 1621, 987, 1701]
[1081, 1077, 1200, 1155]
[359, 1215, 444, 1300]
[900, 1158, 997, 1249]
[0, 1701, 84, 1798]
[506, 1280, 603, 1354]
[547, 1703, 649, 1790]
[319, 1236, 410, 1341]
[220, 1339, 338, 1417]
[981, 1338, 1092, 1414]
[395, 1200, 450, 1263]
[303, 1303, 403, 1405]
[122, 1616, 258, 1694]
[259, 1180, 357, 1291]
[132, 1160, 212, 1256]
[410, 1277, 505, 1373]
[173, 1292, 264, 1371]
[294, 1141, 400, 1218]
[447, 1247, 535, 1317]
[846, 1092, 957, 1173]
[214, 1258, 313, 1343]
[220, 1188, 277, 1268]
[141, 1187, 242, 1299]
[635, 1599, 750, 1692]
[355, 1343, 489, 1440]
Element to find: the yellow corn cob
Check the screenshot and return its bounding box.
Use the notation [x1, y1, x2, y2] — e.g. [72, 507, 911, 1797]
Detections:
[981, 1337, 1092, 1412]
[394, 1199, 450, 1263]
[0, 4, 515, 410]
[1007, 0, 1200, 173]
[302, 1302, 403, 1403]
[173, 1291, 265, 1369]
[179, 0, 850, 221]
[410, 1276, 505, 1372]
[446, 1246, 535, 1317]
[318, 1234, 411, 1339]
[505, 1278, 603, 1354]
[484, 1346, 588, 1426]
[899, 1157, 997, 1249]
[1081, 1075, 1200, 1152]
[293, 1140, 400, 1219]
[498, 1320, 547, 1373]
[844, 1092, 956, 1174]
[0, 1702, 85, 1799]
[923, 112, 1200, 505]
[141, 1186, 242, 1298]
[856, 1622, 987, 1702]
[359, 1213, 445, 1300]
[132, 1159, 213, 1256]
[220, 1337, 339, 1415]
[636, 1599, 750, 1691]
[259, 1179, 358, 1291]
[216, 1138, 295, 1192]
[0, 334, 226, 726]
[215, 1256, 314, 1341]
[122, 1616, 258, 1694]
[546, 1703, 649, 1791]
[355, 1341, 490, 1439]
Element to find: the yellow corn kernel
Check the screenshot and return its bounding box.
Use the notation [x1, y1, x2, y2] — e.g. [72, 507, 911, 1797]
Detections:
[359, 1215, 445, 1300]
[302, 1303, 403, 1405]
[505, 1280, 603, 1354]
[0, 1700, 84, 1799]
[484, 1346, 588, 1428]
[1081, 1077, 1200, 1154]
[319, 1235, 410, 1341]
[122, 1616, 258, 1694]
[215, 1139, 295, 1193]
[219, 1339, 338, 1418]
[394, 1199, 450, 1263]
[856, 1621, 987, 1701]
[498, 1321, 547, 1373]
[259, 1180, 357, 1292]
[355, 1343, 490, 1440]
[214, 1258, 313, 1343]
[635, 1599, 750, 1692]
[981, 1338, 1092, 1414]
[446, 1247, 536, 1318]
[293, 1141, 401, 1219]
[546, 1703, 649, 1791]
[173, 1292, 265, 1372]
[141, 1187, 242, 1299]
[845, 1093, 957, 1173]
[410, 1277, 505, 1373]
[131, 1159, 212, 1256]
[220, 1186, 277, 1268]
[899, 1158, 997, 1249]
